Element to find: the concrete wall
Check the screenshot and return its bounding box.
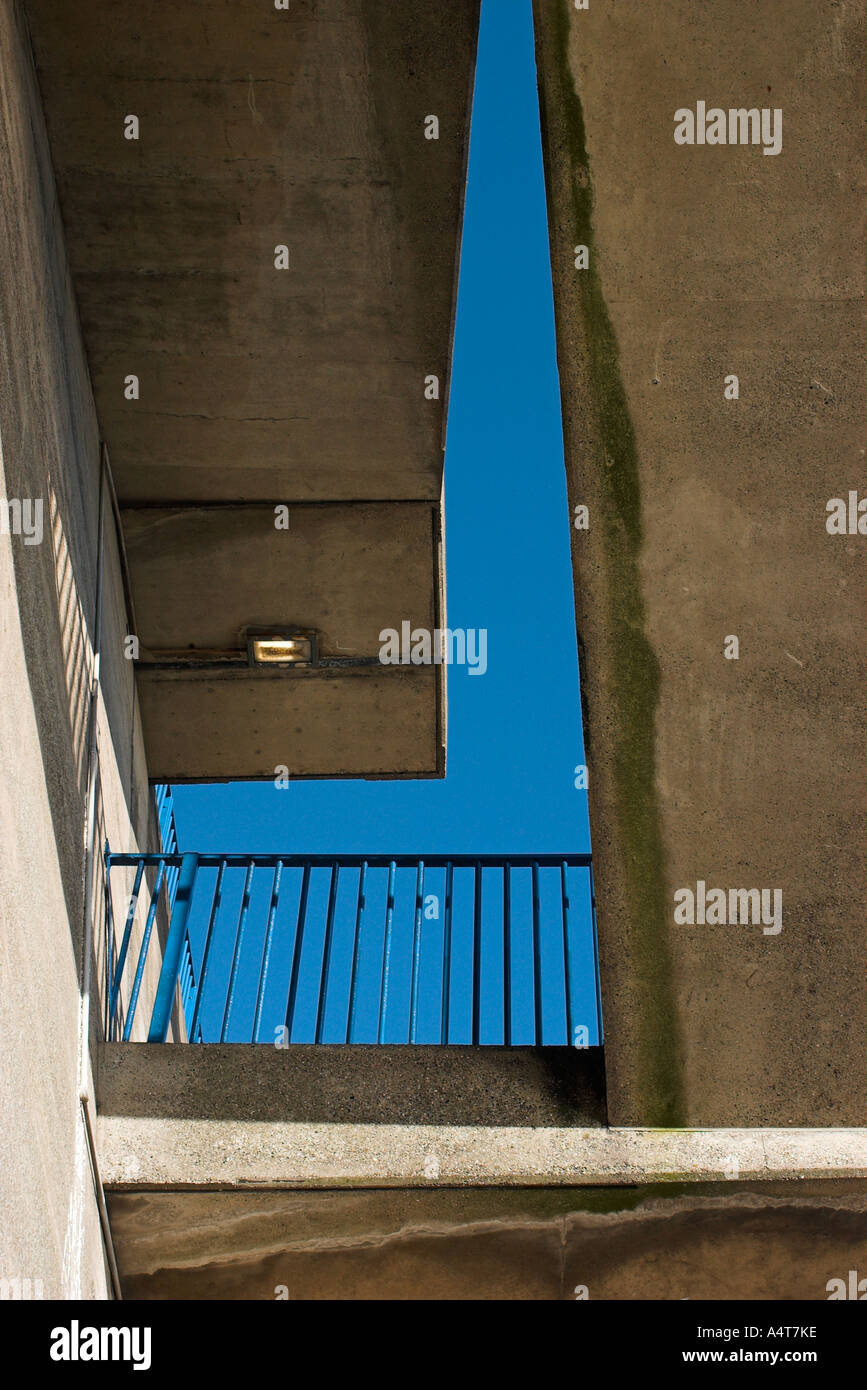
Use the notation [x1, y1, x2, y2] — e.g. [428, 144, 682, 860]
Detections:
[0, 0, 157, 1298]
[107, 1184, 867, 1300]
[534, 0, 866, 1126]
[137, 667, 441, 782]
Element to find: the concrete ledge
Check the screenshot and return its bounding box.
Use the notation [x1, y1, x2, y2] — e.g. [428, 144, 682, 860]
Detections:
[96, 1045, 866, 1189]
[98, 1117, 867, 1189]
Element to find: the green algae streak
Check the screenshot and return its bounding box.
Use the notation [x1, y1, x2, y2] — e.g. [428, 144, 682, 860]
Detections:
[541, 3, 684, 1125]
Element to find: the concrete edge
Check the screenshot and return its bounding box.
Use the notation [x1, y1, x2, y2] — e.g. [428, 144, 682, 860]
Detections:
[97, 1119, 867, 1189]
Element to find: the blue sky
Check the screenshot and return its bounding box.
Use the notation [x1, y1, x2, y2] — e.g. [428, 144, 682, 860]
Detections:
[173, 0, 590, 861]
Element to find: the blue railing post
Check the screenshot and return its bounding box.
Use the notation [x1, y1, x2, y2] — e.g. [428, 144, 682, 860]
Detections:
[147, 852, 199, 1042]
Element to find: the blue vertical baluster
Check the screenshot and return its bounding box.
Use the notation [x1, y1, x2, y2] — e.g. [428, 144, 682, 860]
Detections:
[377, 860, 397, 1043]
[503, 862, 512, 1046]
[148, 853, 199, 1043]
[345, 862, 367, 1043]
[409, 860, 425, 1042]
[123, 860, 166, 1041]
[589, 859, 603, 1044]
[221, 860, 255, 1041]
[103, 852, 115, 1039]
[190, 858, 225, 1043]
[560, 860, 573, 1043]
[440, 861, 454, 1044]
[314, 865, 339, 1043]
[108, 859, 144, 1037]
[472, 861, 482, 1045]
[284, 863, 311, 1043]
[532, 860, 543, 1046]
[253, 860, 282, 1042]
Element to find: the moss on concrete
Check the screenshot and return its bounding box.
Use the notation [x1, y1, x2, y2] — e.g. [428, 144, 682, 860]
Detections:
[535, 3, 683, 1125]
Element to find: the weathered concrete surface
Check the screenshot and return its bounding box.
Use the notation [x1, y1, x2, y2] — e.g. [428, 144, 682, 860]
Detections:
[123, 503, 439, 656]
[123, 501, 445, 778]
[95, 1048, 865, 1186]
[97, 1117, 867, 1188]
[107, 1185, 867, 1299]
[0, 0, 159, 1297]
[97, 1044, 607, 1126]
[136, 666, 441, 781]
[23, 0, 479, 503]
[23, 0, 471, 779]
[534, 0, 866, 1125]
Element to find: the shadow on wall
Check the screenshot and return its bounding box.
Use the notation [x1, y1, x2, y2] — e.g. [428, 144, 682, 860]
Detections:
[0, 0, 149, 981]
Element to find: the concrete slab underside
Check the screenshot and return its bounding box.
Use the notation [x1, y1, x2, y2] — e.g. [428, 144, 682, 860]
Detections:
[124, 501, 445, 779]
[533, 0, 867, 1126]
[106, 1184, 867, 1299]
[23, 0, 480, 504]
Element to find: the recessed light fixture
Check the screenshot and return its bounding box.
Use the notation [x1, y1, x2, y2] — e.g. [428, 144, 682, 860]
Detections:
[246, 627, 319, 668]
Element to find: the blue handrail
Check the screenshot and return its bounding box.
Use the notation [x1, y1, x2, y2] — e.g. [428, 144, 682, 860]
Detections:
[103, 851, 602, 1046]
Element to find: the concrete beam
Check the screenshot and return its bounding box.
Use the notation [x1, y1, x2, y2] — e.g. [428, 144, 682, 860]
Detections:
[123, 501, 445, 777]
[99, 1117, 867, 1189]
[123, 503, 438, 657]
[95, 1046, 866, 1189]
[136, 665, 442, 780]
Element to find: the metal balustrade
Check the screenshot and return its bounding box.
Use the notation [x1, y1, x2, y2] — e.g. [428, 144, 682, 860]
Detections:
[104, 852, 602, 1046]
